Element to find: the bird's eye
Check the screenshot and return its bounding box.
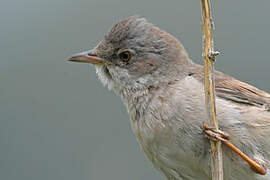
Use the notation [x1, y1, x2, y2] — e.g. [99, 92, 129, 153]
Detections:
[117, 49, 133, 62]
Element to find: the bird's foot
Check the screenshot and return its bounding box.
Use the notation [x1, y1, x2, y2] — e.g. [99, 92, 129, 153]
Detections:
[202, 122, 267, 175]
[201, 122, 230, 142]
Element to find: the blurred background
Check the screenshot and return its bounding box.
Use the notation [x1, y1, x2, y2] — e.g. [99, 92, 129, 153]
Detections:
[1, 0, 270, 180]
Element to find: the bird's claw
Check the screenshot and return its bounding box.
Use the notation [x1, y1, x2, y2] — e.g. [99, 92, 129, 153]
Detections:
[201, 122, 230, 142]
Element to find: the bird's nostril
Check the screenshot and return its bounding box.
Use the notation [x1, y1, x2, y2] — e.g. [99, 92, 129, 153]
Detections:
[88, 52, 97, 57]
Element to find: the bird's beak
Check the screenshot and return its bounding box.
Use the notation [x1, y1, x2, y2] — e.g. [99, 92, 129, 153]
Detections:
[67, 49, 105, 65]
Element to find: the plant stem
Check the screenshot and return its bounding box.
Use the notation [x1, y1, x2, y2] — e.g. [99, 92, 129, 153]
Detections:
[200, 0, 223, 179]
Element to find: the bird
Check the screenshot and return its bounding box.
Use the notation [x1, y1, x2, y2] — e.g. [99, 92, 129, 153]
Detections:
[68, 16, 270, 180]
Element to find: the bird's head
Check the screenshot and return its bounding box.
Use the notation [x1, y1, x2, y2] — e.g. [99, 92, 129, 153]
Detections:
[68, 16, 191, 94]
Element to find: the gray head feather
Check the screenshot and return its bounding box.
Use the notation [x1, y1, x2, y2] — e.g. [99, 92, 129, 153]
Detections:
[95, 16, 192, 96]
[105, 16, 168, 55]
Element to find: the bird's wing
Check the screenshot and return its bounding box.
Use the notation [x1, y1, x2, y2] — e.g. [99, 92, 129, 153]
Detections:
[189, 64, 270, 110]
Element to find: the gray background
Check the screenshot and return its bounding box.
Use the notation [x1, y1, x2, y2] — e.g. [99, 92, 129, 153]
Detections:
[1, 0, 270, 180]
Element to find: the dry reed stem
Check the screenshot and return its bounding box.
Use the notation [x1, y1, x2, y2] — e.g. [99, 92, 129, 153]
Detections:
[200, 0, 223, 179]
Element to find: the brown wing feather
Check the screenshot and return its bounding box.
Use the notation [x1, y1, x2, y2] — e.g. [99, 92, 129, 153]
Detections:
[189, 64, 270, 110]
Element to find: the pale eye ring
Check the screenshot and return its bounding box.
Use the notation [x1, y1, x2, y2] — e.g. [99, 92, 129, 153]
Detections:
[117, 49, 133, 62]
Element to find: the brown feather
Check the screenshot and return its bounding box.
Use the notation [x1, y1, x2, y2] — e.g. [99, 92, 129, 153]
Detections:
[189, 63, 270, 110]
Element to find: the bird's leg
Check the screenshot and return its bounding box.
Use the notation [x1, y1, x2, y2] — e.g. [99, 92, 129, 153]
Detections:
[201, 122, 230, 142]
[201, 122, 267, 175]
[250, 158, 267, 174]
[250, 156, 267, 175]
[224, 141, 267, 175]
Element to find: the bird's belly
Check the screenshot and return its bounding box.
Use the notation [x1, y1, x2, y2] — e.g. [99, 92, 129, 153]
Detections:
[131, 119, 211, 180]
[137, 135, 210, 179]
[131, 119, 269, 180]
[139, 137, 270, 180]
